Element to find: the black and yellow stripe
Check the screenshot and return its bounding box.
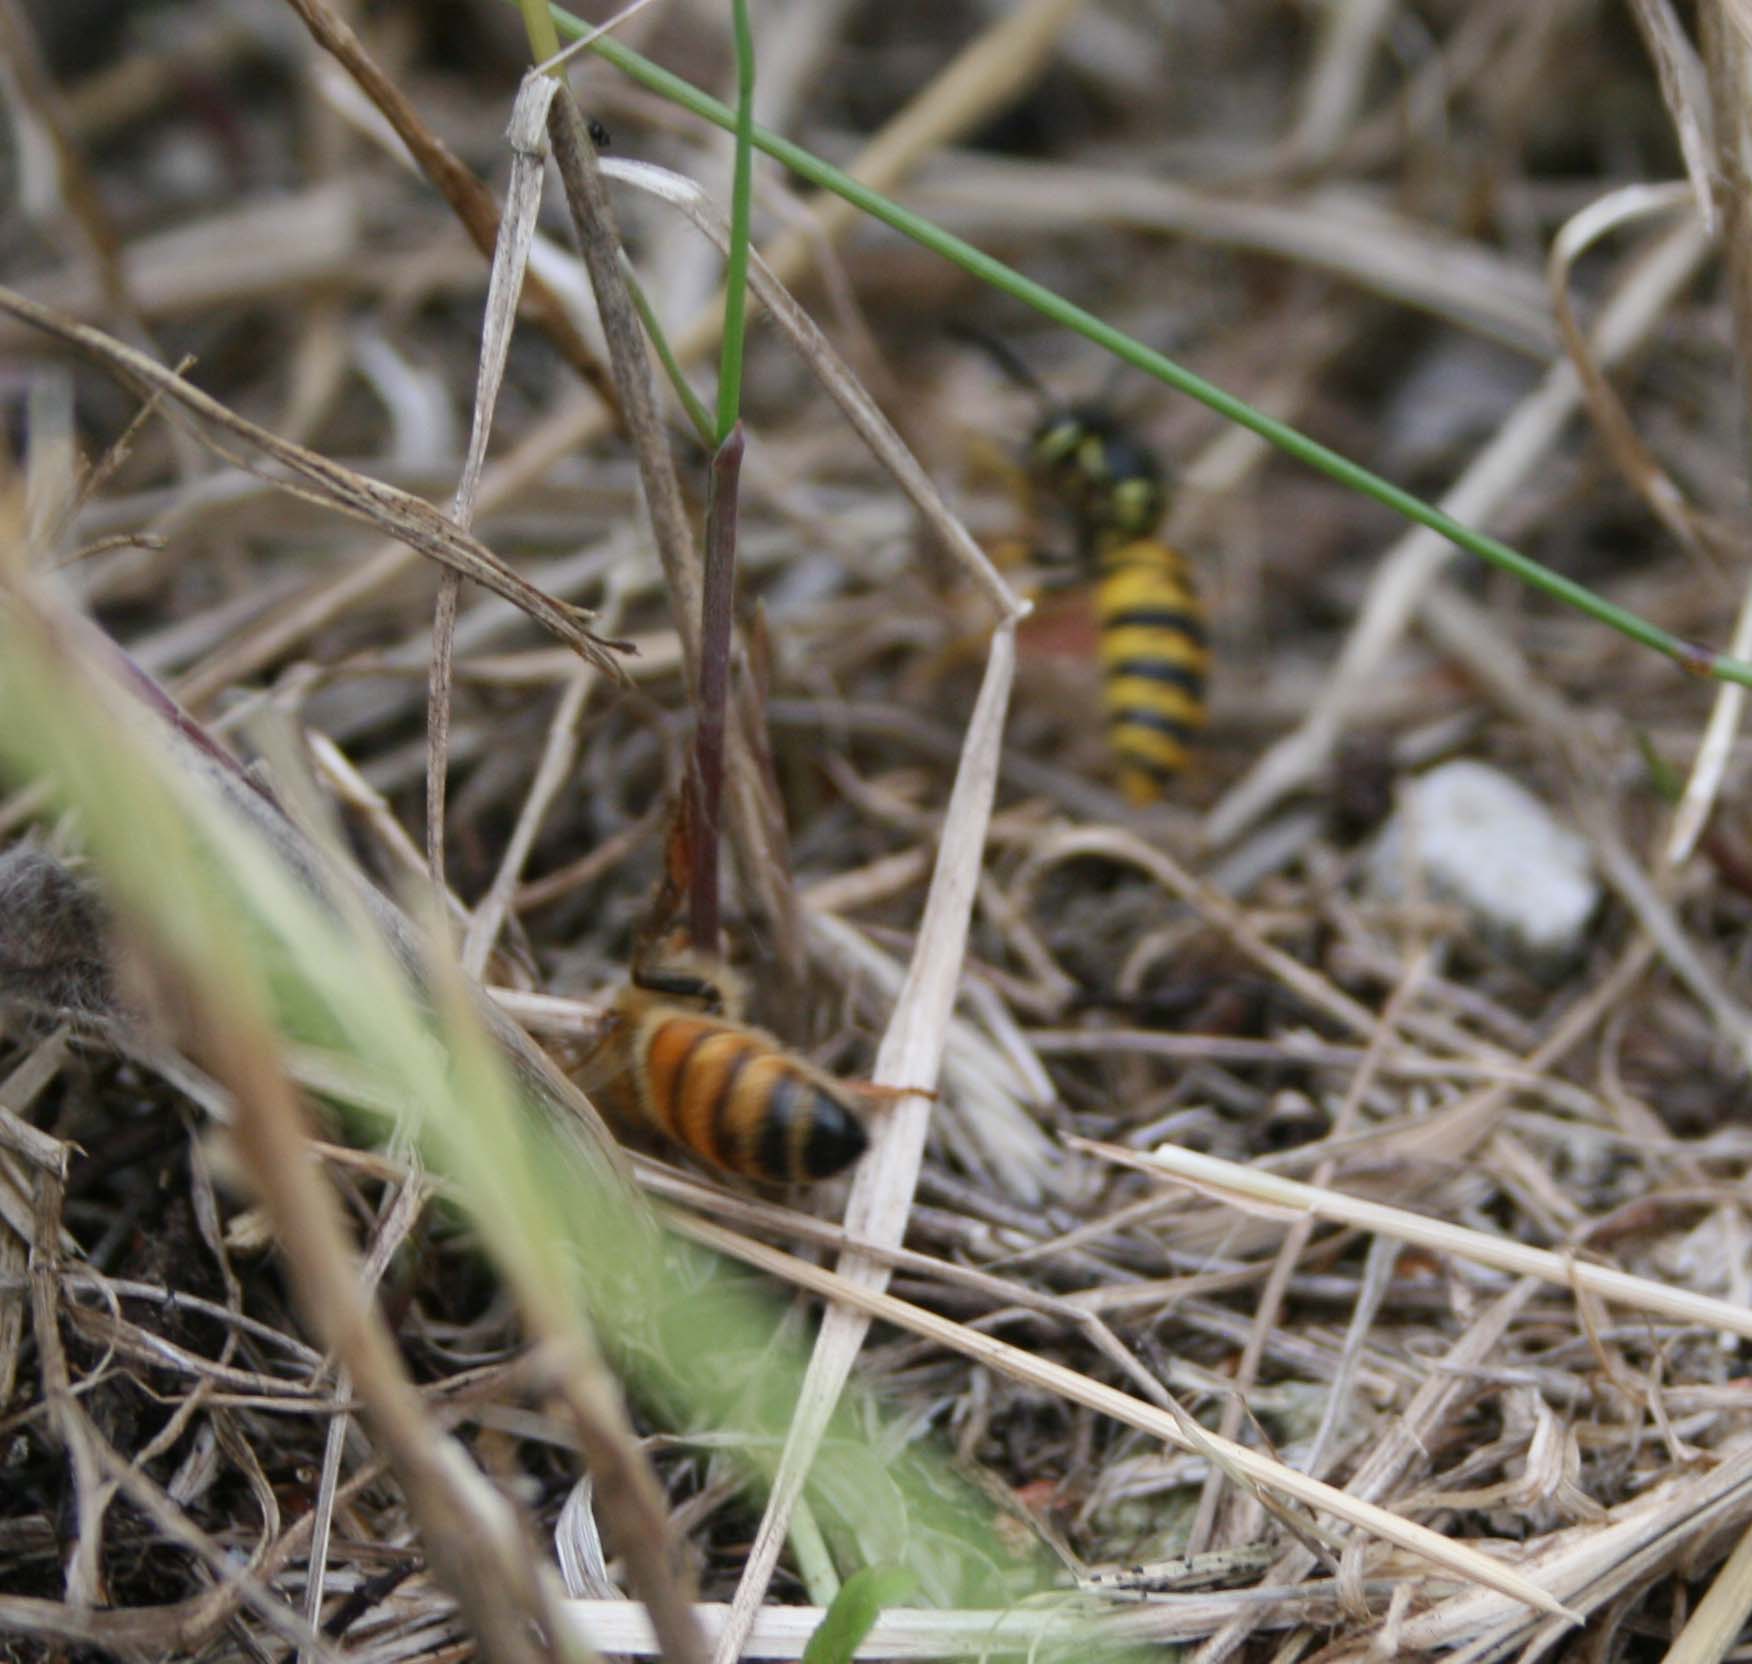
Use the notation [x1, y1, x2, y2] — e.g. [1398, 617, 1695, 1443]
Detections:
[1094, 539, 1209, 804]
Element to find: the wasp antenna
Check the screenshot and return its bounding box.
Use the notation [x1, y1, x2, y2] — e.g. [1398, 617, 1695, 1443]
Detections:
[949, 324, 1052, 406]
[1093, 354, 1134, 414]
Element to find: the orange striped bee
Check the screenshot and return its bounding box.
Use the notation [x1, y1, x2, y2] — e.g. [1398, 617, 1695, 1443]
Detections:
[577, 954, 872, 1183]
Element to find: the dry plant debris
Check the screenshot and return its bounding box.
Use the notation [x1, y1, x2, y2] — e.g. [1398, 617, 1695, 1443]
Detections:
[5, 2, 1752, 1661]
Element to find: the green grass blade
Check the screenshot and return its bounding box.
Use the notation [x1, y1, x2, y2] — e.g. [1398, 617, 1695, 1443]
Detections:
[623, 251, 716, 447]
[515, 0, 562, 70]
[716, 0, 756, 444]
[538, 2, 1752, 689]
[1635, 730, 1685, 804]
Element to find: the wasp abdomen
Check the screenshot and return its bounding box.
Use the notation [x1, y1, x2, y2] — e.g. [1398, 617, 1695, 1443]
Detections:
[638, 1014, 868, 1182]
[1094, 539, 1209, 804]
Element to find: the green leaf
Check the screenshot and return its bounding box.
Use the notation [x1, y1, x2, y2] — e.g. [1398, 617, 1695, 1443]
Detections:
[802, 1567, 919, 1664]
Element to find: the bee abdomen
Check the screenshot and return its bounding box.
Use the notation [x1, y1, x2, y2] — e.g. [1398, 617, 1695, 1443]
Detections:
[745, 1058, 868, 1182]
[639, 1016, 867, 1182]
[1095, 540, 1209, 803]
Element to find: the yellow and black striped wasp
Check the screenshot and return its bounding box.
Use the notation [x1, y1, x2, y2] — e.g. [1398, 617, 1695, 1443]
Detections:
[973, 335, 1210, 804]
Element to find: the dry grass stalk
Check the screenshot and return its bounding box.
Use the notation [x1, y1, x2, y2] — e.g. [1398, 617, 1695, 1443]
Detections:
[1548, 183, 1725, 563]
[1278, 0, 1397, 168]
[0, 184, 361, 335]
[10, 8, 1752, 1658]
[427, 72, 567, 883]
[673, 1211, 1570, 1621]
[1660, 1500, 1752, 1664]
[913, 158, 1557, 357]
[713, 624, 1021, 1661]
[1091, 1137, 1752, 1342]
[1673, 1, 1752, 899]
[1207, 211, 1714, 848]
[1631, 0, 1724, 231]
[278, 0, 618, 411]
[557, 1589, 1360, 1656]
[173, 991, 572, 1664]
[539, 75, 699, 674]
[0, 288, 626, 679]
[0, 0, 139, 339]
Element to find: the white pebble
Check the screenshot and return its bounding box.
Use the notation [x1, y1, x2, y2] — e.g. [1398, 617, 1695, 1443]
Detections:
[1367, 760, 1599, 969]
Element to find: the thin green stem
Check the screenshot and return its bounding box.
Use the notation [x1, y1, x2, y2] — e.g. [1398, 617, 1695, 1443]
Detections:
[1635, 731, 1684, 804]
[717, 0, 756, 444]
[515, 0, 562, 71]
[536, 0, 1752, 689]
[622, 251, 716, 447]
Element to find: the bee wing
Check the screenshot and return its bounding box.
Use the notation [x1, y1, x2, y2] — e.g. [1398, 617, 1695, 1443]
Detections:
[550, 1012, 632, 1098]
